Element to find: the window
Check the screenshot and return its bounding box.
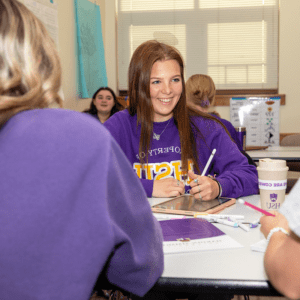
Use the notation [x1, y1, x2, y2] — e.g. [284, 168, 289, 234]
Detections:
[117, 0, 279, 91]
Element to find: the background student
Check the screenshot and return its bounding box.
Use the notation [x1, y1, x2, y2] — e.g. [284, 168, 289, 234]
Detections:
[260, 180, 300, 300]
[186, 74, 256, 166]
[83, 87, 125, 123]
[0, 1, 163, 299]
[186, 74, 242, 150]
[105, 40, 258, 200]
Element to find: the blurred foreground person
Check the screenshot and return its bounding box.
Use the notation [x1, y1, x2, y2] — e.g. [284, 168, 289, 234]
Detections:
[0, 1, 163, 299]
[260, 180, 300, 299]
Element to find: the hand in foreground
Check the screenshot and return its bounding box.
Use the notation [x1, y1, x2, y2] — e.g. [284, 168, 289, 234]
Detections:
[260, 211, 290, 239]
[188, 170, 219, 201]
[152, 177, 185, 198]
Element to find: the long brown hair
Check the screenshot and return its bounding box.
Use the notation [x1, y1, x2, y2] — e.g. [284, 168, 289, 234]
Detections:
[128, 40, 231, 174]
[128, 40, 196, 173]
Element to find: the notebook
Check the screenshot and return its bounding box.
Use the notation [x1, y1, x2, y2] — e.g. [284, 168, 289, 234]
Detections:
[159, 218, 243, 254]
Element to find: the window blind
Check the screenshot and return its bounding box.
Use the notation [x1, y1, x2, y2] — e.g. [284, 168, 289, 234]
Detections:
[117, 0, 279, 91]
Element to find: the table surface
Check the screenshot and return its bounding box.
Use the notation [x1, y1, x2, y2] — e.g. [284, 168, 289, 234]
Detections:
[148, 195, 283, 297]
[247, 146, 300, 161]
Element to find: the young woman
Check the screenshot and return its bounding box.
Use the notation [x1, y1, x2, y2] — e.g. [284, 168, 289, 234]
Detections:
[83, 87, 124, 123]
[185, 74, 257, 167]
[0, 2, 163, 299]
[105, 40, 258, 199]
[186, 74, 243, 150]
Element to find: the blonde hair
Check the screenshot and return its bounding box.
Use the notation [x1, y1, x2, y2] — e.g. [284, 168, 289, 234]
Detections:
[186, 74, 216, 109]
[0, 0, 63, 127]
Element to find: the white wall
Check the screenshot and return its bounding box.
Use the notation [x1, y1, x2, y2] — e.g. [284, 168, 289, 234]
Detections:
[57, 0, 82, 111]
[278, 0, 300, 133]
[58, 0, 300, 133]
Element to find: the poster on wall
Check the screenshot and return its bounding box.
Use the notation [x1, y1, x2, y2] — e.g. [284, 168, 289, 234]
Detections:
[22, 0, 59, 47]
[230, 97, 280, 147]
[74, 0, 107, 98]
[19, 0, 64, 100]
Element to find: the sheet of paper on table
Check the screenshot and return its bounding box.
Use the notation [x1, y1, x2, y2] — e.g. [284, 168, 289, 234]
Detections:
[160, 218, 243, 254]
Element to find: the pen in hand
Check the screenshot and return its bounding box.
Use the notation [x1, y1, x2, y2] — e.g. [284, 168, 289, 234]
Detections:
[238, 199, 275, 217]
[201, 149, 216, 176]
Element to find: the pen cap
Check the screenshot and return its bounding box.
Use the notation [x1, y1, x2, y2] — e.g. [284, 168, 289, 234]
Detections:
[234, 126, 246, 150]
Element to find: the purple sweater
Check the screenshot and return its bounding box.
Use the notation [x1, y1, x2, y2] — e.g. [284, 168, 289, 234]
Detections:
[105, 110, 258, 198]
[211, 113, 243, 151]
[0, 109, 163, 299]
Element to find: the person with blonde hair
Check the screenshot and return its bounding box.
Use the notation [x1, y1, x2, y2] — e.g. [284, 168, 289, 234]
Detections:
[186, 74, 242, 151]
[0, 1, 164, 299]
[105, 40, 258, 200]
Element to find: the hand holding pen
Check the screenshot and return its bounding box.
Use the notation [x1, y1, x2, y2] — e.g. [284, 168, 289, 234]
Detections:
[188, 149, 219, 201]
[260, 211, 290, 239]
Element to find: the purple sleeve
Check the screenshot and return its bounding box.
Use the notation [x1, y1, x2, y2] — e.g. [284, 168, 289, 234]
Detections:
[220, 119, 243, 151]
[140, 179, 154, 197]
[105, 138, 164, 296]
[0, 110, 163, 300]
[207, 124, 259, 198]
[105, 112, 154, 198]
[211, 114, 243, 151]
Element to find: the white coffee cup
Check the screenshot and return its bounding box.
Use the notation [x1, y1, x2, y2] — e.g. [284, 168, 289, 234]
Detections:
[257, 158, 289, 211]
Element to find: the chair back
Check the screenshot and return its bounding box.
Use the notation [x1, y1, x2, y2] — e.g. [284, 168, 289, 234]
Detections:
[280, 134, 300, 146]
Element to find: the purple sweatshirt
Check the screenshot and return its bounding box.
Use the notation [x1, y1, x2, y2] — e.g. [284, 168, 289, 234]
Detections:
[105, 110, 258, 198]
[0, 109, 163, 299]
[210, 113, 243, 151]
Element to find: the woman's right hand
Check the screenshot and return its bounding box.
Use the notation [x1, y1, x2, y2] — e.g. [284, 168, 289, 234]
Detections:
[152, 177, 185, 198]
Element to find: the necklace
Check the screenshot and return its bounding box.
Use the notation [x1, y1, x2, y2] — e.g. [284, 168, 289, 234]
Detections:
[153, 119, 171, 141]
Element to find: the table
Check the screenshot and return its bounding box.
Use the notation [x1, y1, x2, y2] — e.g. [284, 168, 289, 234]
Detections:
[144, 195, 284, 299]
[247, 146, 300, 162]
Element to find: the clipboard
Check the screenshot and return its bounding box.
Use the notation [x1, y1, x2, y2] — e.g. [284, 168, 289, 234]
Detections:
[151, 194, 236, 216]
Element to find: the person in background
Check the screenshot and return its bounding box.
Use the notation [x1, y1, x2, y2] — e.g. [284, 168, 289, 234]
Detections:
[83, 87, 125, 123]
[185, 74, 242, 150]
[186, 74, 256, 166]
[260, 179, 300, 300]
[105, 40, 258, 200]
[0, 1, 163, 299]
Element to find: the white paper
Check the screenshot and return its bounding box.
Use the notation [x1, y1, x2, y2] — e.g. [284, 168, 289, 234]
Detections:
[163, 235, 243, 254]
[250, 239, 267, 252]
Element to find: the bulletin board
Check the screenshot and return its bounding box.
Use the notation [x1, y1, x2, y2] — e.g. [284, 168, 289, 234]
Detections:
[230, 97, 281, 147]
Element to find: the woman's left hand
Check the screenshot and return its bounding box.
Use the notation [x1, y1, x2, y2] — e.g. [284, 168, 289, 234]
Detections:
[188, 170, 219, 201]
[260, 211, 290, 239]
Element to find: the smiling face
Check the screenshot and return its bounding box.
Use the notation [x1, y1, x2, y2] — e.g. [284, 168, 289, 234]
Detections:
[93, 90, 115, 115]
[150, 59, 183, 122]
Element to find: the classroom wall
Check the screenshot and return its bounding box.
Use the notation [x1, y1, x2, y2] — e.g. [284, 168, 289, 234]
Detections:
[57, 0, 117, 112]
[58, 0, 300, 134]
[206, 0, 300, 134]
